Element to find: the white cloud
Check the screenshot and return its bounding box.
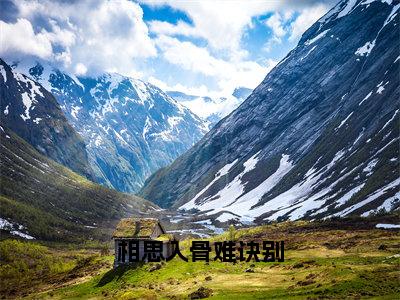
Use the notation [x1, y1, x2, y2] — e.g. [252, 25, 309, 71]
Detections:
[1, 0, 333, 100]
[289, 4, 329, 41]
[145, 1, 332, 54]
[145, 0, 283, 56]
[266, 14, 287, 38]
[1, 0, 157, 76]
[45, 19, 76, 48]
[68, 0, 157, 75]
[0, 18, 53, 58]
[148, 76, 211, 96]
[75, 63, 87, 76]
[149, 20, 198, 37]
[263, 4, 329, 50]
[263, 11, 295, 52]
[156, 35, 231, 77]
[145, 0, 329, 96]
[154, 35, 277, 95]
[183, 95, 241, 119]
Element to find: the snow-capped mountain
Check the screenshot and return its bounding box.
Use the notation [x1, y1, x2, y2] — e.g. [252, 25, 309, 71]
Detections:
[167, 87, 252, 128]
[6, 59, 208, 193]
[0, 59, 94, 179]
[140, 0, 400, 223]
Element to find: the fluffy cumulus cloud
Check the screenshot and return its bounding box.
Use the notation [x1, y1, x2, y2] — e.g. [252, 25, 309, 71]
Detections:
[262, 11, 294, 52]
[0, 0, 337, 97]
[289, 4, 330, 41]
[154, 35, 277, 94]
[266, 12, 291, 39]
[145, 1, 333, 54]
[0, 18, 53, 58]
[0, 0, 156, 76]
[143, 0, 333, 95]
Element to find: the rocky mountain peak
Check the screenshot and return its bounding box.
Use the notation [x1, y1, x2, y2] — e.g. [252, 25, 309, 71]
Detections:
[139, 0, 399, 223]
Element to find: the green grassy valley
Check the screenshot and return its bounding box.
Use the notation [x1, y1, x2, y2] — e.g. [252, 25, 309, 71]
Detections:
[1, 216, 399, 299]
[1, 2, 399, 300]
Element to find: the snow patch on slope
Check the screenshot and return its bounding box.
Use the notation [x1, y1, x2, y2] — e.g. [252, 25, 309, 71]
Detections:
[242, 150, 347, 221]
[336, 112, 353, 130]
[180, 152, 261, 212]
[376, 223, 400, 229]
[181, 159, 238, 208]
[0, 218, 35, 239]
[0, 65, 7, 82]
[359, 91, 372, 105]
[379, 109, 398, 133]
[216, 212, 239, 222]
[339, 178, 400, 216]
[363, 158, 378, 176]
[181, 154, 294, 222]
[12, 71, 44, 121]
[337, 0, 359, 19]
[355, 40, 376, 56]
[305, 29, 330, 46]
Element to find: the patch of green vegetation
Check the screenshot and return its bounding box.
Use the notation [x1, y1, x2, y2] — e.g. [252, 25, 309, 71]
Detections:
[0, 127, 155, 242]
[156, 234, 175, 242]
[113, 218, 160, 238]
[46, 249, 399, 300]
[0, 195, 90, 242]
[4, 219, 396, 300]
[0, 239, 112, 299]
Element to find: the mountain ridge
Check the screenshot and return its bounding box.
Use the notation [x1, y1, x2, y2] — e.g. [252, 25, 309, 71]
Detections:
[0, 59, 94, 180]
[139, 0, 400, 223]
[5, 59, 208, 193]
[0, 123, 159, 242]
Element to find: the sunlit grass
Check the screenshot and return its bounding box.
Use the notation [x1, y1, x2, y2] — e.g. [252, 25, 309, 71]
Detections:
[1, 220, 399, 299]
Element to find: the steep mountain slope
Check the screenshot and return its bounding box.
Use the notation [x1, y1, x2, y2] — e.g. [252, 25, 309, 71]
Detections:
[10, 61, 208, 193]
[0, 124, 158, 242]
[167, 87, 252, 128]
[0, 59, 93, 179]
[140, 0, 400, 223]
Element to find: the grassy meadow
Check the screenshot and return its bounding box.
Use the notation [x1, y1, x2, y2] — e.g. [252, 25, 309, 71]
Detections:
[0, 217, 399, 299]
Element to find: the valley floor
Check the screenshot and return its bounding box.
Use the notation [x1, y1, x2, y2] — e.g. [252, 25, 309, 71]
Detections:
[1, 217, 399, 299]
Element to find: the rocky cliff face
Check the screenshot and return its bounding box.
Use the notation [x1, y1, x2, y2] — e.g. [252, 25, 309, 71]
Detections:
[139, 0, 400, 223]
[9, 61, 208, 193]
[0, 59, 93, 179]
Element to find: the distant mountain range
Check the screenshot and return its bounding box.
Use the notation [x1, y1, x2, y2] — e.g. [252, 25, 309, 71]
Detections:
[2, 59, 208, 193]
[167, 87, 252, 128]
[140, 0, 400, 223]
[0, 61, 161, 240]
[0, 57, 208, 240]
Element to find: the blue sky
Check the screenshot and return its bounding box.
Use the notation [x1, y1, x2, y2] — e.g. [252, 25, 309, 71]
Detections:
[0, 0, 338, 97]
